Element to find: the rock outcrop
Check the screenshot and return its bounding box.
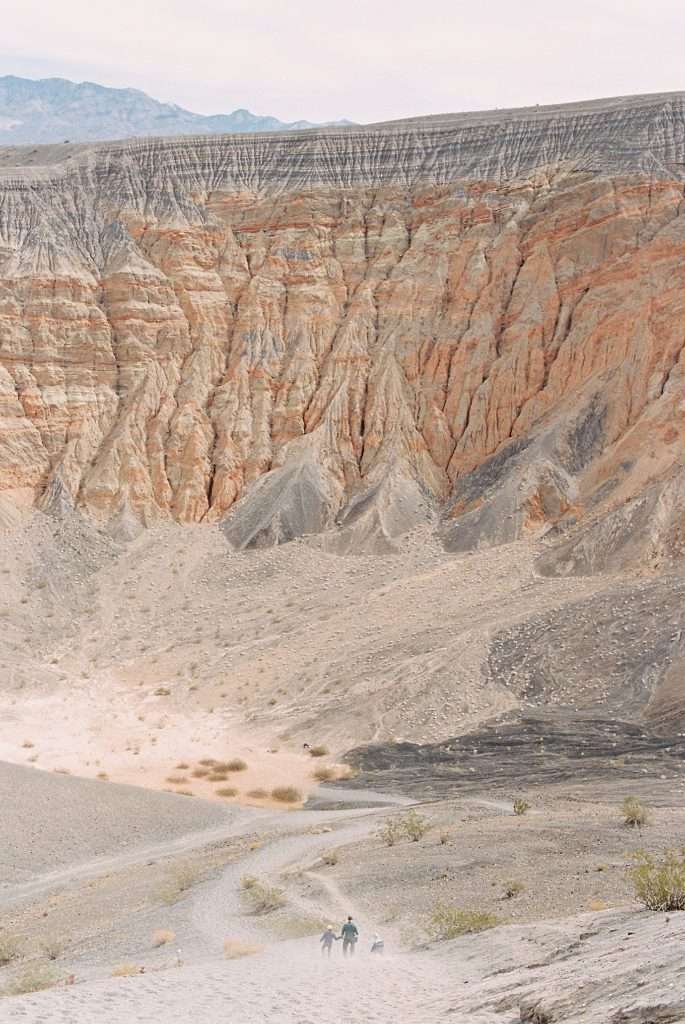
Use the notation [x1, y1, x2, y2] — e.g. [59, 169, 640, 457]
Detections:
[2, 92, 685, 559]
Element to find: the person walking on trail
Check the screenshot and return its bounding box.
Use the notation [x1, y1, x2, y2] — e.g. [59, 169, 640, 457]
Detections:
[320, 924, 338, 957]
[340, 916, 359, 957]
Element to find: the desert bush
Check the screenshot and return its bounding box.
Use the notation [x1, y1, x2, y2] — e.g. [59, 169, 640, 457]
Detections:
[112, 963, 140, 977]
[175, 762, 190, 770]
[165, 775, 188, 785]
[0, 934, 20, 966]
[503, 880, 525, 899]
[216, 786, 238, 798]
[247, 788, 268, 800]
[4, 966, 59, 995]
[439, 831, 450, 845]
[154, 687, 171, 697]
[312, 766, 335, 782]
[152, 929, 175, 948]
[426, 904, 499, 941]
[208, 772, 229, 782]
[622, 796, 649, 827]
[198, 758, 216, 767]
[242, 880, 286, 913]
[227, 759, 248, 772]
[513, 798, 530, 816]
[309, 745, 329, 758]
[240, 875, 258, 890]
[160, 863, 200, 904]
[378, 818, 403, 846]
[322, 851, 339, 866]
[192, 767, 210, 778]
[631, 848, 685, 911]
[223, 938, 263, 959]
[402, 809, 430, 842]
[271, 786, 302, 803]
[519, 1001, 553, 1024]
[41, 936, 64, 960]
[96, 771, 109, 780]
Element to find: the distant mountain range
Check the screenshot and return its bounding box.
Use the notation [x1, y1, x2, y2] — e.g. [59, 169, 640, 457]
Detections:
[0, 75, 353, 144]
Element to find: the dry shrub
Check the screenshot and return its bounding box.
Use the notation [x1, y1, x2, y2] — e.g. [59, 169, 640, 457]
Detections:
[309, 745, 329, 758]
[198, 758, 217, 767]
[631, 848, 685, 910]
[175, 789, 194, 797]
[427, 904, 499, 941]
[513, 798, 530, 816]
[242, 879, 286, 913]
[160, 864, 201, 904]
[439, 831, 450, 845]
[175, 762, 190, 770]
[208, 772, 229, 782]
[322, 851, 338, 866]
[503, 881, 525, 899]
[223, 938, 263, 959]
[112, 963, 141, 977]
[520, 1001, 553, 1024]
[96, 771, 109, 780]
[623, 796, 649, 827]
[4, 966, 59, 996]
[165, 775, 188, 784]
[589, 898, 608, 911]
[0, 934, 20, 966]
[240, 875, 258, 890]
[378, 818, 403, 846]
[312, 766, 335, 782]
[216, 786, 238, 798]
[227, 758, 248, 772]
[152, 929, 176, 948]
[41, 936, 64, 960]
[271, 786, 302, 803]
[192, 767, 210, 778]
[154, 687, 171, 697]
[247, 788, 268, 800]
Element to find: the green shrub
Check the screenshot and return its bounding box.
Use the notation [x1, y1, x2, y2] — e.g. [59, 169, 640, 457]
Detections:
[402, 809, 430, 842]
[513, 798, 530, 816]
[623, 796, 649, 827]
[427, 904, 499, 941]
[631, 848, 685, 910]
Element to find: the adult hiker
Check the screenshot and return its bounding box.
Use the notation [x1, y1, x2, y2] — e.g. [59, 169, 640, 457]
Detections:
[320, 924, 338, 957]
[340, 915, 359, 957]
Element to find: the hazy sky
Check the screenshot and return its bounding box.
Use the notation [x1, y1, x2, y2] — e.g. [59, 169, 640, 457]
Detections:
[3, 0, 684, 123]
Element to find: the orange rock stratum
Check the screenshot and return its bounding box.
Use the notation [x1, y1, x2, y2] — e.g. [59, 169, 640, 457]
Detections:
[2, 92, 685, 561]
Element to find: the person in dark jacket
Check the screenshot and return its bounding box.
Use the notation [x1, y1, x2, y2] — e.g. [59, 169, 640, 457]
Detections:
[340, 916, 359, 957]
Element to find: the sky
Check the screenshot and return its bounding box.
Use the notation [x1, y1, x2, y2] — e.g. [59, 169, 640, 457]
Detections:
[3, 0, 684, 124]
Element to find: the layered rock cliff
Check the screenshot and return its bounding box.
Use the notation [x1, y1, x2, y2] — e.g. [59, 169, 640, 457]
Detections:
[2, 92, 685, 558]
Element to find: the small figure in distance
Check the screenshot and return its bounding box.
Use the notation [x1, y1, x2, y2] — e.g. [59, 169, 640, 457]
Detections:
[370, 933, 384, 955]
[320, 924, 338, 957]
[340, 915, 359, 957]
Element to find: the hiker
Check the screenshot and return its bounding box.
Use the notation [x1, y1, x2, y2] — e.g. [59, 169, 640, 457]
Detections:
[320, 924, 338, 957]
[370, 933, 384, 955]
[340, 915, 359, 957]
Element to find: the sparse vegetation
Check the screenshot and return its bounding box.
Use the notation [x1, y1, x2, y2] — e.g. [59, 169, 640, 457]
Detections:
[112, 963, 141, 977]
[227, 758, 248, 772]
[4, 966, 59, 995]
[631, 848, 685, 911]
[247, 788, 269, 800]
[513, 798, 530, 816]
[216, 786, 238, 798]
[378, 817, 403, 846]
[312, 766, 335, 782]
[152, 929, 176, 947]
[322, 850, 339, 866]
[240, 875, 258, 890]
[0, 934, 20, 966]
[503, 880, 525, 899]
[622, 796, 649, 827]
[154, 687, 171, 697]
[309, 745, 329, 758]
[439, 831, 450, 845]
[426, 904, 499, 941]
[160, 864, 201, 904]
[192, 767, 210, 778]
[208, 772, 229, 782]
[519, 1001, 553, 1024]
[165, 775, 188, 784]
[271, 786, 302, 803]
[41, 936, 64, 961]
[402, 809, 430, 842]
[223, 938, 263, 959]
[241, 879, 287, 913]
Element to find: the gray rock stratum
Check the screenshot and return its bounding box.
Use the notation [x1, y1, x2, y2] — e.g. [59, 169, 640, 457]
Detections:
[2, 91, 685, 561]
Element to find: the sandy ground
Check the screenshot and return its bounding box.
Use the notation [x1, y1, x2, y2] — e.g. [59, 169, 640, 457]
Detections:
[1, 770, 684, 1022]
[0, 512, 622, 808]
